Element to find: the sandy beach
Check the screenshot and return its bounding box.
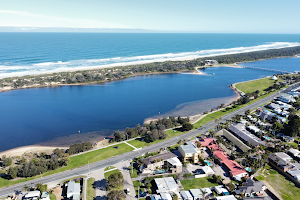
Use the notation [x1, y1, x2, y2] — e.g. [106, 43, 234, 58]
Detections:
[0, 145, 68, 157]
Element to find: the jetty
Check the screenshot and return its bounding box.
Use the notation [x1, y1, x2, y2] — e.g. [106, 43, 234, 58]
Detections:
[241, 66, 290, 74]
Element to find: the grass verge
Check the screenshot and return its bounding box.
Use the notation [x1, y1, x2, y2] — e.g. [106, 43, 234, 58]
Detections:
[0, 143, 133, 188]
[87, 178, 95, 200]
[104, 169, 120, 180]
[49, 193, 56, 200]
[236, 77, 283, 94]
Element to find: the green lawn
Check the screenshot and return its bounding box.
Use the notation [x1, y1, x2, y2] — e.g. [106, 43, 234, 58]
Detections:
[133, 181, 141, 196]
[256, 165, 300, 200]
[236, 77, 283, 94]
[49, 193, 56, 200]
[181, 177, 218, 190]
[0, 143, 133, 188]
[87, 178, 95, 200]
[104, 169, 121, 180]
[129, 166, 138, 178]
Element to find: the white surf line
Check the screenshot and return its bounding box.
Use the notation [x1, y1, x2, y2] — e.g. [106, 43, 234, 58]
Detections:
[124, 141, 138, 150]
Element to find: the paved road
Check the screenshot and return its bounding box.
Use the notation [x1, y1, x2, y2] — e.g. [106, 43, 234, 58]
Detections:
[0, 83, 299, 198]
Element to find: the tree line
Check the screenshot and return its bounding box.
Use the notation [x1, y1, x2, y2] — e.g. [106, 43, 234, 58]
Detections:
[1, 141, 93, 179]
[110, 116, 190, 143]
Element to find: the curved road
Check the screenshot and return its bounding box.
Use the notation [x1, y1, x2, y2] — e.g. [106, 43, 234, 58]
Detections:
[0, 83, 299, 198]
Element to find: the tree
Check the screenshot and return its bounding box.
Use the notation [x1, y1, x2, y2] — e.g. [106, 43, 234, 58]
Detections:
[7, 167, 18, 179]
[107, 172, 124, 190]
[107, 190, 126, 200]
[172, 194, 179, 200]
[35, 183, 43, 192]
[197, 142, 202, 148]
[286, 114, 300, 137]
[182, 122, 193, 131]
[245, 109, 250, 115]
[3, 157, 12, 167]
[23, 184, 30, 192]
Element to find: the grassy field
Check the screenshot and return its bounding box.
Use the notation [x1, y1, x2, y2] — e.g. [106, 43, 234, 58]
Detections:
[133, 181, 141, 196]
[0, 143, 133, 188]
[87, 178, 95, 200]
[235, 77, 283, 94]
[181, 177, 218, 190]
[256, 165, 300, 200]
[129, 166, 138, 178]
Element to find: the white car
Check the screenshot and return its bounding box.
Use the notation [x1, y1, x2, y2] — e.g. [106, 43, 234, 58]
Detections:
[127, 188, 130, 195]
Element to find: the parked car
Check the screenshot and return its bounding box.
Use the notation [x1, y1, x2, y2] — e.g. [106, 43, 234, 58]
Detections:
[127, 188, 130, 195]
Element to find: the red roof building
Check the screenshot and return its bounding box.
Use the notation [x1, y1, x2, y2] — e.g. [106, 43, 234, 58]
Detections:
[200, 138, 248, 180]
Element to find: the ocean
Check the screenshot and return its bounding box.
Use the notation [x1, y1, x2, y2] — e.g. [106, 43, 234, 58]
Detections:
[0, 33, 300, 151]
[0, 33, 300, 77]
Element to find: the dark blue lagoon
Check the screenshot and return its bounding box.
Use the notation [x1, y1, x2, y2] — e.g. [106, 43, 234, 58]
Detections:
[0, 66, 275, 151]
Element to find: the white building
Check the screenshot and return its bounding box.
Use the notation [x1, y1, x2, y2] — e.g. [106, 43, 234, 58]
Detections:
[215, 195, 237, 200]
[67, 181, 80, 200]
[202, 166, 215, 176]
[277, 94, 296, 103]
[41, 192, 50, 200]
[155, 177, 179, 194]
[25, 191, 41, 199]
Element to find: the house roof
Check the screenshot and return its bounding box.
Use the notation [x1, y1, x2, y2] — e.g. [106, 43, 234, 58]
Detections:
[160, 193, 172, 200]
[155, 177, 178, 193]
[67, 181, 80, 196]
[179, 142, 198, 154]
[180, 191, 193, 199]
[239, 178, 265, 194]
[289, 148, 300, 157]
[215, 195, 237, 200]
[144, 152, 177, 166]
[167, 157, 182, 166]
[229, 124, 265, 146]
[189, 189, 203, 198]
[199, 138, 214, 147]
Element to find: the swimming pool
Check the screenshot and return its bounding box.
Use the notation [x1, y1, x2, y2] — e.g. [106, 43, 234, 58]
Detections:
[264, 136, 271, 140]
[205, 161, 212, 166]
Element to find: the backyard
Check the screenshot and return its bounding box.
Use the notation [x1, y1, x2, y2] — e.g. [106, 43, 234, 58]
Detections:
[180, 177, 218, 190]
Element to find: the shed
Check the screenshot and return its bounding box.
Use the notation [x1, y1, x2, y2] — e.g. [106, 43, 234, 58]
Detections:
[202, 166, 215, 175]
[41, 192, 50, 200]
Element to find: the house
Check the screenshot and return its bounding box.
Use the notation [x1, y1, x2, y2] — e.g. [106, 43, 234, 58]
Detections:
[266, 103, 280, 110]
[215, 196, 237, 200]
[277, 94, 296, 103]
[268, 152, 294, 172]
[160, 193, 172, 200]
[180, 191, 193, 200]
[143, 152, 182, 174]
[214, 185, 230, 196]
[189, 189, 203, 200]
[243, 197, 272, 200]
[178, 142, 200, 163]
[229, 124, 265, 147]
[247, 125, 261, 134]
[238, 178, 267, 197]
[155, 177, 179, 194]
[67, 181, 80, 200]
[41, 192, 50, 200]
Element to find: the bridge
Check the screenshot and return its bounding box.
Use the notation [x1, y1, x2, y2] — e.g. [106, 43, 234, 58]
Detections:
[241, 66, 290, 74]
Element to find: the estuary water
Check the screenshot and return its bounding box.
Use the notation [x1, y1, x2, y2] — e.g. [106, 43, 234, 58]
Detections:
[1, 33, 300, 151]
[0, 66, 276, 151]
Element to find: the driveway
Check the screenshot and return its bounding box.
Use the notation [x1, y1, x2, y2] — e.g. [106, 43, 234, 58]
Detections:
[90, 168, 107, 200]
[212, 165, 229, 179]
[186, 163, 202, 174]
[113, 160, 136, 200]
